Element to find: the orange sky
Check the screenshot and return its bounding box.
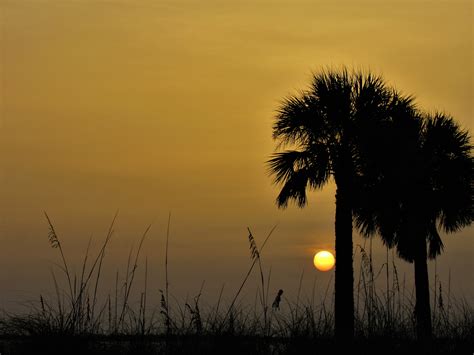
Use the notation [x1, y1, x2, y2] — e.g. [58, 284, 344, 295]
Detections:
[0, 0, 472, 308]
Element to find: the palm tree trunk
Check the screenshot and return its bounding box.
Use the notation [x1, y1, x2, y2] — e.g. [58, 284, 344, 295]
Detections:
[414, 237, 432, 341]
[334, 183, 354, 341]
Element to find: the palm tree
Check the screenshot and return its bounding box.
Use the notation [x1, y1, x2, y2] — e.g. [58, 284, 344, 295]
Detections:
[355, 112, 473, 340]
[267, 68, 415, 341]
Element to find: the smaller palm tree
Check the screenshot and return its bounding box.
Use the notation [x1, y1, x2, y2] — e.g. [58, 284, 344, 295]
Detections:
[355, 112, 473, 340]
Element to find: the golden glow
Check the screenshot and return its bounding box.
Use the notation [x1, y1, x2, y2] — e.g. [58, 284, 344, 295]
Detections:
[0, 0, 472, 303]
[313, 251, 335, 272]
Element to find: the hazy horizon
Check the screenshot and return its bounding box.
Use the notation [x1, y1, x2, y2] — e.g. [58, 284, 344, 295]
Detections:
[1, 0, 472, 310]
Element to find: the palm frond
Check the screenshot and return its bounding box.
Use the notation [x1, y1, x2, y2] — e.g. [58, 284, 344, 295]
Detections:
[310, 68, 352, 131]
[427, 222, 444, 259]
[272, 92, 326, 147]
[423, 113, 474, 232]
[267, 147, 331, 209]
[275, 169, 310, 208]
[267, 150, 311, 185]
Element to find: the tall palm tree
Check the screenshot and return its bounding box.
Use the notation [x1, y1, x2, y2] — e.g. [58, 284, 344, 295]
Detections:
[355, 112, 473, 340]
[267, 68, 415, 341]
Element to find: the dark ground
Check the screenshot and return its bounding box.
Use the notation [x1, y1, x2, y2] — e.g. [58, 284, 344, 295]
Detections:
[0, 335, 472, 355]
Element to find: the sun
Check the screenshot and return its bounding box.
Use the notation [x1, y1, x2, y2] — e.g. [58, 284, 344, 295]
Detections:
[313, 250, 335, 271]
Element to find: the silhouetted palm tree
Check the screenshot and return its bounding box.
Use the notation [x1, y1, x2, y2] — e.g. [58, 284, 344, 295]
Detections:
[267, 68, 415, 341]
[355, 112, 473, 340]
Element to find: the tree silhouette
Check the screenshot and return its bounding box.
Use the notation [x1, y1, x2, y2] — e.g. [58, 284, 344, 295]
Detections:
[355, 112, 473, 341]
[267, 68, 415, 341]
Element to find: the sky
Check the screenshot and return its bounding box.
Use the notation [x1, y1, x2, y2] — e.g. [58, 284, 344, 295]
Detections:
[0, 0, 473, 310]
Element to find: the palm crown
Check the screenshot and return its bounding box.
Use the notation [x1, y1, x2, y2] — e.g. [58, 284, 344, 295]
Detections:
[268, 69, 414, 209]
[355, 113, 473, 262]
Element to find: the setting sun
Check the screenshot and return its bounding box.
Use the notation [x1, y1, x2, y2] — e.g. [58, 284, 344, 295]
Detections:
[313, 251, 335, 271]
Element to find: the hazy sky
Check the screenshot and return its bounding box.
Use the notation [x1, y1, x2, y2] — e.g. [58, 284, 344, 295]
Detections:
[1, 0, 472, 309]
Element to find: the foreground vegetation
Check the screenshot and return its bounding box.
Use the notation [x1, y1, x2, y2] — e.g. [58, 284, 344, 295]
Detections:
[0, 218, 472, 354]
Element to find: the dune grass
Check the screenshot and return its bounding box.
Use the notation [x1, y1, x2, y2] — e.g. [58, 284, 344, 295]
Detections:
[0, 215, 472, 354]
